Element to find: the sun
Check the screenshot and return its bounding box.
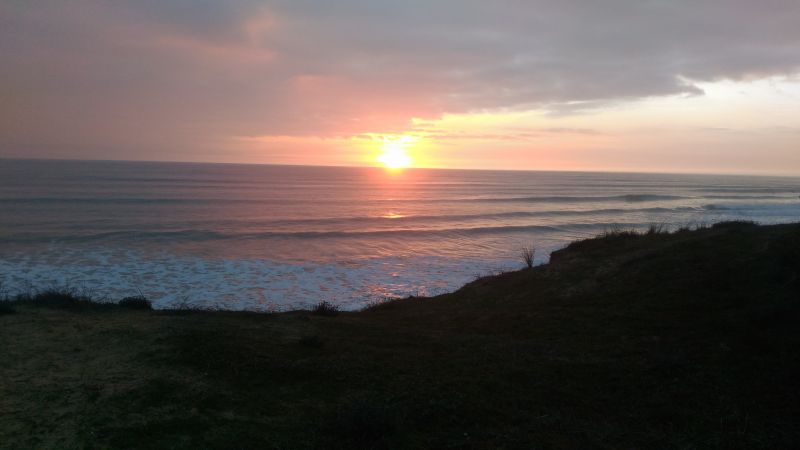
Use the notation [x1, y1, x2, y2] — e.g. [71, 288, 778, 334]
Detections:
[377, 136, 415, 169]
[378, 145, 411, 169]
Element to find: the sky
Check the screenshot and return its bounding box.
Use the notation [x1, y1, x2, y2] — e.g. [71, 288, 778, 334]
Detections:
[1, 0, 799, 175]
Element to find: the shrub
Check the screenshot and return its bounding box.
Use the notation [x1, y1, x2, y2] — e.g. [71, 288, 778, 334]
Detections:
[312, 301, 339, 317]
[521, 245, 535, 268]
[119, 296, 152, 310]
[28, 288, 96, 310]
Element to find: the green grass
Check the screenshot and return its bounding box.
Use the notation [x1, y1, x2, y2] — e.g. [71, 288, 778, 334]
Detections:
[1, 222, 799, 449]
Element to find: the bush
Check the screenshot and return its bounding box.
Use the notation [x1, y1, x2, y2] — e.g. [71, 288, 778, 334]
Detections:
[521, 245, 535, 268]
[312, 301, 339, 317]
[119, 296, 153, 310]
[27, 288, 96, 310]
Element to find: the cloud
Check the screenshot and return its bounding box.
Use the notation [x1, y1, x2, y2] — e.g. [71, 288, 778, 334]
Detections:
[1, 0, 799, 158]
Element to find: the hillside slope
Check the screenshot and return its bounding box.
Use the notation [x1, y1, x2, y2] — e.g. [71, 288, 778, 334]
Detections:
[1, 222, 799, 449]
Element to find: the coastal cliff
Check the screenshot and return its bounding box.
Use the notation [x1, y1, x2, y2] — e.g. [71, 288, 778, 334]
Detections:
[2, 222, 798, 449]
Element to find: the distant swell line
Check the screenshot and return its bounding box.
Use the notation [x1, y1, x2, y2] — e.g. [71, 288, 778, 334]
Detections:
[1, 193, 796, 205]
[466, 194, 690, 203]
[0, 222, 659, 244]
[6, 203, 799, 244]
[262, 206, 700, 227]
[0, 197, 205, 205]
[693, 187, 800, 194]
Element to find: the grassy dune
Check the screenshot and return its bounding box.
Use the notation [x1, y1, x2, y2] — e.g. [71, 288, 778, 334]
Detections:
[1, 222, 799, 449]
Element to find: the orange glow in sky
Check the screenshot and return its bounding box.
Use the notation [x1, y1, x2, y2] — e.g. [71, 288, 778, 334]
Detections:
[229, 76, 800, 175]
[2, 3, 800, 175]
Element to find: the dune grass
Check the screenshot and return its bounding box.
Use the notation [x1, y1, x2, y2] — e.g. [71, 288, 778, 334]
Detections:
[1, 221, 798, 449]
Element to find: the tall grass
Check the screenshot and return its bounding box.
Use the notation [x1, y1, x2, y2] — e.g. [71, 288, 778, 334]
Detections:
[312, 301, 339, 316]
[646, 223, 668, 235]
[600, 224, 639, 238]
[521, 245, 535, 268]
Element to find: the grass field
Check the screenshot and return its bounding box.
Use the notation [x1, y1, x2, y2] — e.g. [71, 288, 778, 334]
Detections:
[1, 221, 799, 449]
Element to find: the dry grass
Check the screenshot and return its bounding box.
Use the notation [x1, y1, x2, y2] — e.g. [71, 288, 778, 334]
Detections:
[312, 300, 339, 316]
[521, 244, 535, 268]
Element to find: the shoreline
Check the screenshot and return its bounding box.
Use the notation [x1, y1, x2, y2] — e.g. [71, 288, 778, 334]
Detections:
[0, 220, 787, 312]
[3, 219, 798, 312]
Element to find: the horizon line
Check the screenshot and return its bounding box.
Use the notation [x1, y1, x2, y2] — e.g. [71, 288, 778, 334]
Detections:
[2, 156, 799, 179]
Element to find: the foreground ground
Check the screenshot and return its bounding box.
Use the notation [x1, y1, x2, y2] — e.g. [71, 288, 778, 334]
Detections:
[1, 222, 799, 449]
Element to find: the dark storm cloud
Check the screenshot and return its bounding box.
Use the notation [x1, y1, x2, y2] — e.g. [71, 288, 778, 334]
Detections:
[1, 0, 798, 158]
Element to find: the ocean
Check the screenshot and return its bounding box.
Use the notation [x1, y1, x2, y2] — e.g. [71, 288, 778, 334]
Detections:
[1, 159, 799, 310]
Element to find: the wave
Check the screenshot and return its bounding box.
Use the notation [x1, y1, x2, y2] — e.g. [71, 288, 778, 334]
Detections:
[693, 187, 800, 194]
[0, 221, 659, 244]
[9, 202, 799, 244]
[0, 206, 702, 235]
[262, 206, 700, 228]
[462, 194, 690, 203]
[450, 194, 793, 203]
[9, 201, 799, 244]
[703, 195, 800, 200]
[703, 202, 800, 213]
[0, 197, 309, 206]
[1, 193, 796, 206]
[0, 197, 207, 205]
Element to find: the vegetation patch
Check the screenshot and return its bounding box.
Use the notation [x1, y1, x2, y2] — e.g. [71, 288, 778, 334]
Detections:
[11, 287, 104, 311]
[118, 296, 153, 310]
[312, 301, 339, 316]
[521, 244, 536, 268]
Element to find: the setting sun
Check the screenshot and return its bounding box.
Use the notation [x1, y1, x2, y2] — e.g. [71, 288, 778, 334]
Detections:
[377, 136, 415, 169]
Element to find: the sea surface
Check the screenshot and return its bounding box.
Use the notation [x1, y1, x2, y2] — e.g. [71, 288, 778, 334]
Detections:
[1, 159, 799, 310]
